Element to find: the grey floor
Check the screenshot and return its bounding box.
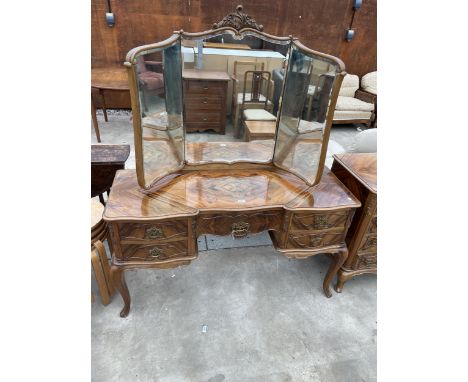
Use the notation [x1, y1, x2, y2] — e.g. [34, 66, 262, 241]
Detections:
[92, 111, 376, 382]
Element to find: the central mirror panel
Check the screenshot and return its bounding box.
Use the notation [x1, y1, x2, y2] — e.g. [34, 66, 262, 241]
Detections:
[181, 32, 289, 165]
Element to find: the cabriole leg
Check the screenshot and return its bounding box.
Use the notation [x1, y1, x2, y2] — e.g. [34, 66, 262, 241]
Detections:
[323, 248, 348, 298]
[110, 265, 130, 317]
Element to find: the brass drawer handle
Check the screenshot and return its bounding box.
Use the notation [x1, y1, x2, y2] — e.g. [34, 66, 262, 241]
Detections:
[202, 117, 208, 121]
[313, 214, 331, 230]
[202, 98, 208, 104]
[310, 236, 322, 247]
[148, 247, 168, 260]
[232, 222, 250, 238]
[146, 226, 164, 239]
[203, 86, 209, 90]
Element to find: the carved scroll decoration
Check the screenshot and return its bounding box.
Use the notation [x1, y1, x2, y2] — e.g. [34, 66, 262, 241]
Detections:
[212, 5, 264, 31]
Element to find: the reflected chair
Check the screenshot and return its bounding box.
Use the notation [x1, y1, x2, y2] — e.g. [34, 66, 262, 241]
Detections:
[240, 70, 277, 139]
[231, 61, 274, 137]
[136, 56, 165, 112]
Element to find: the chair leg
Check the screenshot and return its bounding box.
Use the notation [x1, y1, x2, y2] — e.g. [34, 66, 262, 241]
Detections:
[91, 99, 101, 143]
[99, 89, 108, 122]
[91, 245, 111, 306]
[94, 240, 115, 296]
[233, 104, 241, 138]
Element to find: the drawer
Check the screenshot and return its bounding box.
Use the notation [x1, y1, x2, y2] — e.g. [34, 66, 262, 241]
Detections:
[184, 110, 222, 124]
[290, 212, 348, 232]
[359, 234, 377, 252]
[197, 211, 282, 237]
[185, 80, 226, 94]
[118, 220, 187, 242]
[356, 252, 377, 270]
[185, 95, 223, 110]
[120, 241, 188, 262]
[288, 232, 344, 250]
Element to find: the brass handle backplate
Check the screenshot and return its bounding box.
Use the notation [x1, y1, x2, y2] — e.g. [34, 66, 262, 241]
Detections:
[232, 221, 250, 238]
[146, 226, 164, 239]
[313, 214, 331, 230]
[148, 247, 166, 259]
[310, 236, 323, 247]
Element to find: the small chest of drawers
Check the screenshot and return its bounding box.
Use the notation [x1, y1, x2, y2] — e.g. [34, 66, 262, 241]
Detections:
[331, 153, 377, 292]
[182, 69, 231, 134]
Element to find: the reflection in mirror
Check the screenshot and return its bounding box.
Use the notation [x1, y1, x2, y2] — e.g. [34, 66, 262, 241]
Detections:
[273, 44, 339, 185]
[135, 40, 184, 188]
[181, 33, 289, 164]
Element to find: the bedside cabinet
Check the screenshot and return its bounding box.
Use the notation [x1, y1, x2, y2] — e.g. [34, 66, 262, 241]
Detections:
[183, 69, 231, 134]
[331, 153, 377, 291]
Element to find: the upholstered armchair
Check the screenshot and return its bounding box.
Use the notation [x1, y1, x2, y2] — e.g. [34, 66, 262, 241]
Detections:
[357, 71, 377, 127]
[333, 73, 375, 128]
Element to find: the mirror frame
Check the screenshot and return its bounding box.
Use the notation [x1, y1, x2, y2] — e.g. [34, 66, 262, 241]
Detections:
[124, 6, 346, 190]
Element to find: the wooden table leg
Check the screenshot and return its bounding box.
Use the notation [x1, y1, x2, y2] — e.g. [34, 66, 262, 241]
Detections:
[111, 265, 131, 317]
[99, 89, 108, 122]
[91, 99, 101, 143]
[323, 247, 348, 298]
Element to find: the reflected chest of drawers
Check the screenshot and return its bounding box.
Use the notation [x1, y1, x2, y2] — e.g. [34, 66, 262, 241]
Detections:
[182, 69, 231, 134]
[331, 153, 377, 292]
[104, 167, 361, 317]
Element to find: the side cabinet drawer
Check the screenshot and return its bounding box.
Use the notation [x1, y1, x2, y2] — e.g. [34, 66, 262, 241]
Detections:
[118, 220, 188, 242]
[287, 232, 345, 249]
[120, 241, 189, 262]
[290, 212, 348, 232]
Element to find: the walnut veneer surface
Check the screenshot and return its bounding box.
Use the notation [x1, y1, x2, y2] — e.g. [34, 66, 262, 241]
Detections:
[104, 166, 360, 317]
[331, 153, 377, 292]
[182, 69, 231, 134]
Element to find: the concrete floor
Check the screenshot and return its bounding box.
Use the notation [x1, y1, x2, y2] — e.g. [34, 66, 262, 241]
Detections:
[92, 111, 376, 382]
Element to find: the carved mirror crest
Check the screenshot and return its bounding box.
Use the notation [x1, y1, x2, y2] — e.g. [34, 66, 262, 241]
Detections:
[125, 5, 345, 189]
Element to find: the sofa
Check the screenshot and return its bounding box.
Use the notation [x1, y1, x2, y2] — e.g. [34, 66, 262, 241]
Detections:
[333, 73, 375, 127]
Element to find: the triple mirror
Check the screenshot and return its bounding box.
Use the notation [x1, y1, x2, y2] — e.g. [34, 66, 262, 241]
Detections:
[125, 6, 345, 189]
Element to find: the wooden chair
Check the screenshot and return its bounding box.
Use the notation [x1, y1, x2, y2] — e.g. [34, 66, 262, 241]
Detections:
[240, 71, 276, 139]
[231, 61, 274, 137]
[91, 197, 115, 305]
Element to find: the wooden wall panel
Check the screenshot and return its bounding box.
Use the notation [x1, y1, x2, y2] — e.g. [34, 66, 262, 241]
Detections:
[91, 0, 376, 105]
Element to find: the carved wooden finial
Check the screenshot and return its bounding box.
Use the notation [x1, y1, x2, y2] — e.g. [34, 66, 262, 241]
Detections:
[212, 5, 264, 31]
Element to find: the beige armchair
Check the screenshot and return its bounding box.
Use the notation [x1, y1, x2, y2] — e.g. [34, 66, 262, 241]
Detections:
[333, 73, 375, 128]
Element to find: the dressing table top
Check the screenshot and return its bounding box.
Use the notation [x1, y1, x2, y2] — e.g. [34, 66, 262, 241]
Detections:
[103, 168, 360, 221]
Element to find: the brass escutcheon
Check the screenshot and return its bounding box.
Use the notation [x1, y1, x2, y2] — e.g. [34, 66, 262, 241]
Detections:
[146, 226, 163, 239]
[149, 247, 164, 259]
[310, 236, 322, 247]
[232, 221, 250, 238]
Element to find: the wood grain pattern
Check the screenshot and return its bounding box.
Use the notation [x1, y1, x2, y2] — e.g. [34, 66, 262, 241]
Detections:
[331, 153, 377, 292]
[104, 167, 360, 221]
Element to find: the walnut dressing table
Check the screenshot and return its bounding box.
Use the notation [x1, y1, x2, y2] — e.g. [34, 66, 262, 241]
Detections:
[104, 164, 360, 317]
[106, 6, 359, 316]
